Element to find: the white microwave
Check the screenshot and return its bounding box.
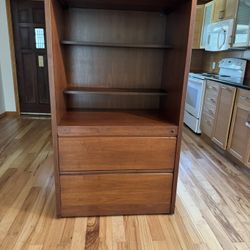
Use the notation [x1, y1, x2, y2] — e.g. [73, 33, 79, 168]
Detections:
[205, 19, 234, 51]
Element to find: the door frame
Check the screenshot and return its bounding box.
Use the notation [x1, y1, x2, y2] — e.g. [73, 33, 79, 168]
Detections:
[6, 0, 51, 116]
[5, 0, 20, 116]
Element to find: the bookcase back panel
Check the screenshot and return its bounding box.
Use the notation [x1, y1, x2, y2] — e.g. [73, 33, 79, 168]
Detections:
[65, 47, 164, 88]
[66, 94, 160, 110]
[63, 9, 167, 44]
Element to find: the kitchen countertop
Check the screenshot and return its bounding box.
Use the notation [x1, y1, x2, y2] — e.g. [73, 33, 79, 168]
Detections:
[190, 72, 250, 91]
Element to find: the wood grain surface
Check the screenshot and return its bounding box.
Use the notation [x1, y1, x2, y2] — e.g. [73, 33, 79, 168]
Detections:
[59, 137, 176, 171]
[0, 116, 249, 249]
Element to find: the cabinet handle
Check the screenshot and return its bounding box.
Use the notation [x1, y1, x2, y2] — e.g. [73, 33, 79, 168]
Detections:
[221, 86, 232, 91]
[205, 119, 211, 125]
[240, 96, 249, 100]
[208, 86, 217, 90]
[208, 109, 214, 115]
[246, 122, 250, 128]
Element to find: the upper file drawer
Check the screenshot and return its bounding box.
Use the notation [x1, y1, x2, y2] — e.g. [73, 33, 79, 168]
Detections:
[59, 137, 176, 172]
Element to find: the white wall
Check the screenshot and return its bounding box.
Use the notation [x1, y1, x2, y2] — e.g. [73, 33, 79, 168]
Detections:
[0, 0, 17, 112]
[0, 67, 5, 114]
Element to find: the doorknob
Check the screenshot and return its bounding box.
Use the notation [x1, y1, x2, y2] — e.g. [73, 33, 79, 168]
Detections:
[38, 55, 44, 68]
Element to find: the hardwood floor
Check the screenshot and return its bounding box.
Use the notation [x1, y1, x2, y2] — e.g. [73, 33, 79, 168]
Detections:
[0, 116, 249, 250]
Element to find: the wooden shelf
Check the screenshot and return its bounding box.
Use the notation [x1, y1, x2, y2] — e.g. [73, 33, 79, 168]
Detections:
[58, 111, 177, 137]
[61, 40, 172, 49]
[58, 0, 182, 12]
[64, 87, 168, 96]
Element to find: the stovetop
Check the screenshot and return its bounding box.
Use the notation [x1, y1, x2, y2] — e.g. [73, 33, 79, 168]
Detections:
[189, 72, 250, 90]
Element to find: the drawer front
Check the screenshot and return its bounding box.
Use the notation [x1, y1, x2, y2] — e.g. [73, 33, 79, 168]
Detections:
[201, 112, 214, 138]
[206, 80, 219, 98]
[59, 137, 176, 172]
[204, 95, 218, 108]
[203, 102, 216, 118]
[60, 173, 173, 216]
[238, 89, 250, 108]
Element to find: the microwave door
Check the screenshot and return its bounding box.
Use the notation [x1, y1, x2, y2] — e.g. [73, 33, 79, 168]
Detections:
[207, 29, 219, 51]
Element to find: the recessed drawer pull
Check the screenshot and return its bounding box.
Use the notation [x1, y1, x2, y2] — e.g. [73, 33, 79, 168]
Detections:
[240, 96, 249, 100]
[209, 98, 216, 103]
[209, 109, 214, 115]
[205, 119, 211, 125]
[207, 86, 217, 90]
[221, 86, 232, 91]
[245, 122, 250, 128]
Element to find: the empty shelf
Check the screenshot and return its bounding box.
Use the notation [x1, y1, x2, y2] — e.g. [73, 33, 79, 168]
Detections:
[61, 40, 172, 49]
[64, 87, 168, 96]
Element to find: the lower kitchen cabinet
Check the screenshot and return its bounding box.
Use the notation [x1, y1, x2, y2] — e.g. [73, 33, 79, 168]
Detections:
[201, 81, 250, 169]
[227, 89, 250, 168]
[201, 80, 219, 138]
[212, 84, 236, 149]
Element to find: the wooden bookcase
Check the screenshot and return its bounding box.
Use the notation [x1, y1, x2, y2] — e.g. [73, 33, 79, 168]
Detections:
[45, 0, 196, 217]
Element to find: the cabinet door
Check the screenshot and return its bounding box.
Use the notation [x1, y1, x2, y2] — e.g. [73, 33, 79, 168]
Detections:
[227, 89, 250, 168]
[200, 1, 214, 48]
[193, 5, 205, 49]
[224, 0, 238, 19]
[213, 0, 226, 22]
[212, 85, 236, 149]
[233, 0, 250, 47]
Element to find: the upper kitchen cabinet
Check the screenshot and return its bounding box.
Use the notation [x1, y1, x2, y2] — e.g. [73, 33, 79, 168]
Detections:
[233, 0, 250, 47]
[193, 5, 205, 49]
[213, 0, 226, 22]
[213, 0, 238, 22]
[200, 1, 214, 48]
[224, 0, 239, 19]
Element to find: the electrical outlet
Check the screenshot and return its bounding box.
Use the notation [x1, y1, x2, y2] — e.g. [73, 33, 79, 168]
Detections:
[212, 62, 216, 70]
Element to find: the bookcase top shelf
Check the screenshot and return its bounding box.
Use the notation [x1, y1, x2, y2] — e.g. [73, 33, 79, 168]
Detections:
[61, 40, 172, 49]
[64, 87, 168, 96]
[57, 0, 185, 11]
[58, 111, 178, 137]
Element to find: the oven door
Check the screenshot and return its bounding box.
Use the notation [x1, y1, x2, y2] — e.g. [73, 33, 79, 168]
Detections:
[185, 77, 205, 119]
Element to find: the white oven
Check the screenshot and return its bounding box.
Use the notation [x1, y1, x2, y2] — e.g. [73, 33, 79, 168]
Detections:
[184, 74, 206, 133]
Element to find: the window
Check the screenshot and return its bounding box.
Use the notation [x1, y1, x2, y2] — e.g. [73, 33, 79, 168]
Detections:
[35, 28, 45, 49]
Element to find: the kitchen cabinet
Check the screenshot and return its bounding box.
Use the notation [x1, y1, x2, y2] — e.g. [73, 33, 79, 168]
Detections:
[213, 0, 238, 22]
[201, 80, 219, 138]
[227, 89, 250, 168]
[212, 84, 236, 149]
[233, 0, 250, 47]
[200, 1, 214, 48]
[224, 0, 238, 19]
[193, 5, 205, 49]
[213, 0, 226, 22]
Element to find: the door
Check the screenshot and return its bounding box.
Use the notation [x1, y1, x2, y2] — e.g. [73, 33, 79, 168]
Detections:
[11, 0, 50, 114]
[185, 76, 205, 118]
[227, 89, 250, 168]
[212, 85, 236, 149]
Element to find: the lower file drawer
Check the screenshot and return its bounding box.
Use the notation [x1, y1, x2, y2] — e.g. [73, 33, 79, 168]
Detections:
[60, 173, 173, 217]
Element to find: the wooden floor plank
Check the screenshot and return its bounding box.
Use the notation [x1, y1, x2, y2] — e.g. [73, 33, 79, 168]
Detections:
[0, 117, 249, 249]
